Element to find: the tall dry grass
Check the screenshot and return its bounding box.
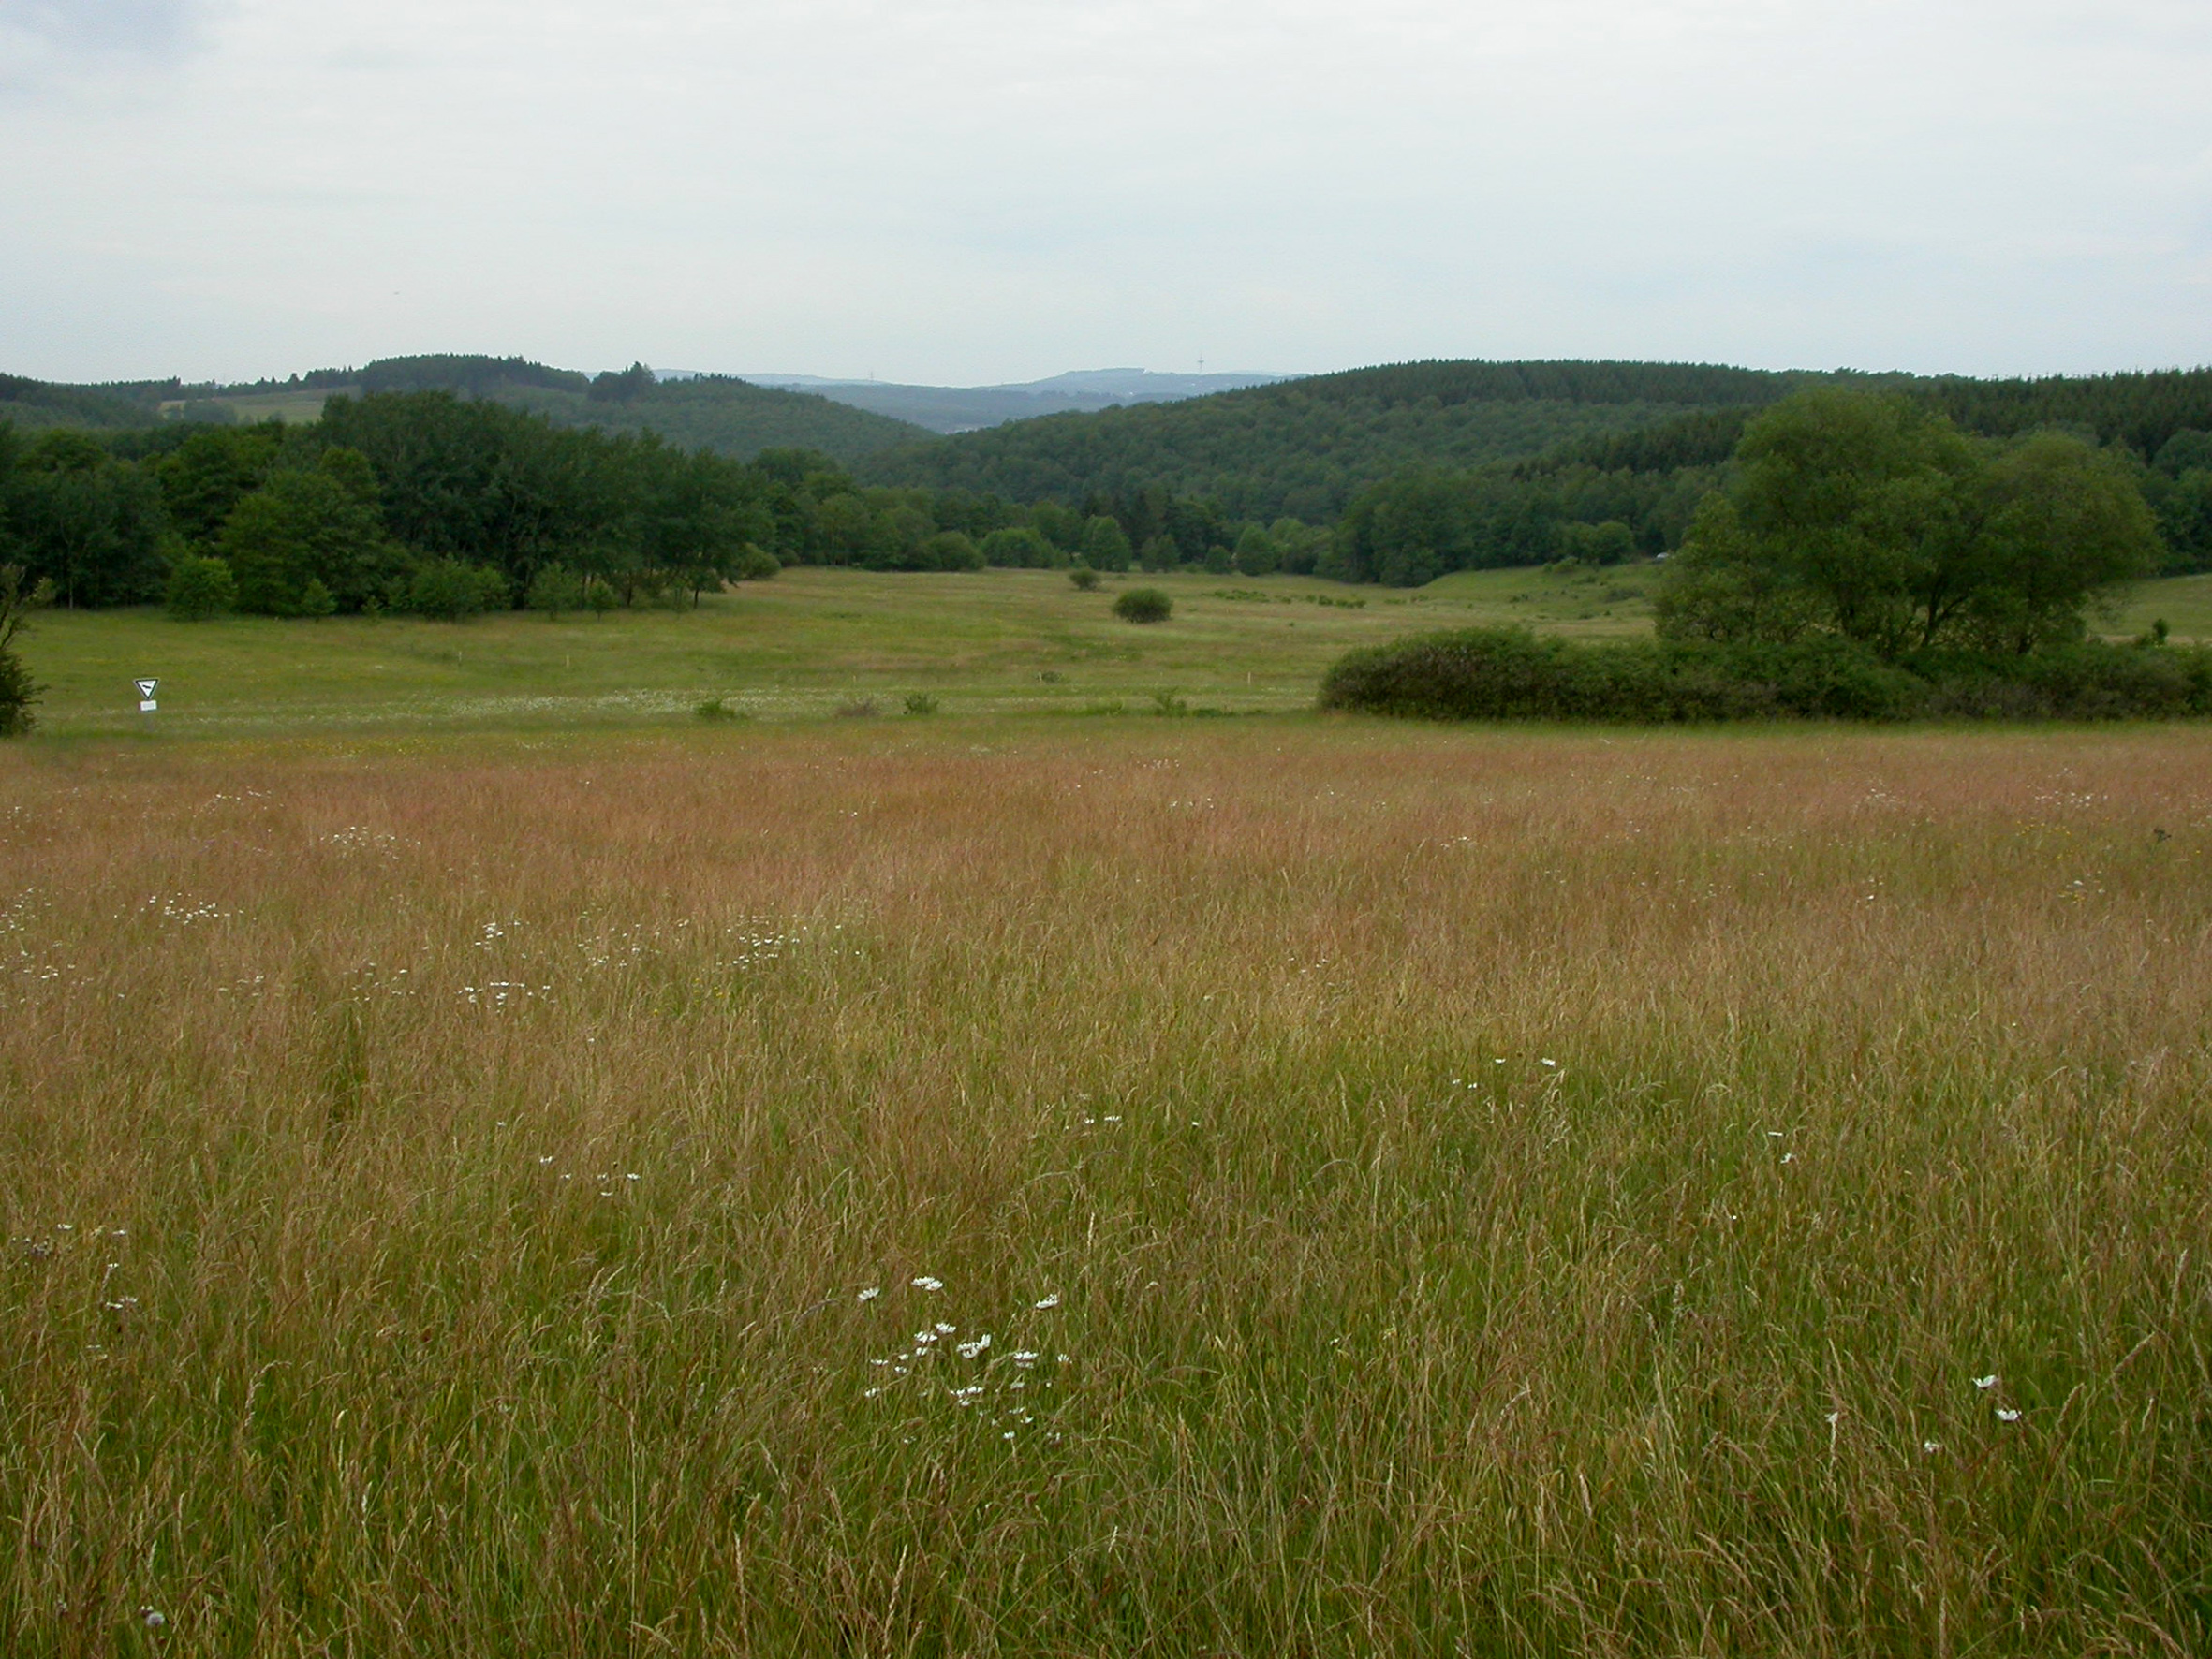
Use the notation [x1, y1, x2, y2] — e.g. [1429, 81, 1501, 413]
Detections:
[2, 720, 2209, 1656]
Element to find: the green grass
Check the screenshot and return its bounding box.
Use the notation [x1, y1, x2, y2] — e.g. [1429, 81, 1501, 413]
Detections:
[2111, 570, 2212, 642]
[3, 718, 2208, 1655]
[158, 388, 339, 424]
[14, 568, 1657, 737]
[24, 564, 2205, 740]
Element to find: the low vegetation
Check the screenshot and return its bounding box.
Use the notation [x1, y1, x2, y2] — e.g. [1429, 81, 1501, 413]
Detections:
[0, 565, 46, 735]
[1113, 586, 1172, 624]
[1320, 627, 2212, 723]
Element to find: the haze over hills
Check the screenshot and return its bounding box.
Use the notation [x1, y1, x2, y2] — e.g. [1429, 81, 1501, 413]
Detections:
[725, 368, 1289, 433]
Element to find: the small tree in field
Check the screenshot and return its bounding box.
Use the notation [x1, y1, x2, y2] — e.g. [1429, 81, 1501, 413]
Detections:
[1069, 566, 1100, 592]
[166, 554, 238, 621]
[527, 565, 585, 619]
[1113, 587, 1172, 624]
[0, 565, 53, 737]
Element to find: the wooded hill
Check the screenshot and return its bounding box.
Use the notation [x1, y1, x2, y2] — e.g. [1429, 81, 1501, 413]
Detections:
[863, 360, 2212, 526]
[0, 356, 932, 467]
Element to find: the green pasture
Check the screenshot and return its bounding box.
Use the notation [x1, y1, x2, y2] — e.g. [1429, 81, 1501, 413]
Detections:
[10, 566, 1647, 736]
[158, 388, 339, 425]
[17, 562, 2205, 739]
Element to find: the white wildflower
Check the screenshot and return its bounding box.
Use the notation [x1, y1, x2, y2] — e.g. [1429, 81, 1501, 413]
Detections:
[956, 1333, 992, 1358]
[1033, 1292, 1061, 1310]
[911, 1275, 943, 1291]
[1974, 1375, 1998, 1390]
[1996, 1407, 2022, 1422]
[1922, 1440, 1942, 1454]
[140, 1608, 166, 1630]
[857, 1286, 881, 1302]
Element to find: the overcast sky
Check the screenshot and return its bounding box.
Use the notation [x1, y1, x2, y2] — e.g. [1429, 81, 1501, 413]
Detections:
[2, 0, 2208, 386]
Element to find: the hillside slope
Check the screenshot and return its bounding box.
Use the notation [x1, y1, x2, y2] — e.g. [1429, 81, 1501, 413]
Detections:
[492, 375, 927, 465]
[0, 373, 161, 432]
[862, 360, 1820, 520]
[3, 356, 933, 467]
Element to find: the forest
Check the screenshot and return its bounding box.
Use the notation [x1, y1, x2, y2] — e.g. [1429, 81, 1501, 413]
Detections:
[2, 360, 2209, 630]
[0, 391, 1231, 623]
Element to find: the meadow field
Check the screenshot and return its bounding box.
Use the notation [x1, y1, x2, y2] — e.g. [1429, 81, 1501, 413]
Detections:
[16, 567, 1644, 738]
[4, 579, 2212, 1655]
[22, 565, 2210, 741]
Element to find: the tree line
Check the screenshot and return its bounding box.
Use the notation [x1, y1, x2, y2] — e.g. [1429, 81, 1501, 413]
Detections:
[0, 392, 1308, 622]
[4, 366, 2209, 630]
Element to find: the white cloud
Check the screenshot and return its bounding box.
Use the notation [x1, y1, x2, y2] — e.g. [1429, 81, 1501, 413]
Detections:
[0, 0, 2206, 382]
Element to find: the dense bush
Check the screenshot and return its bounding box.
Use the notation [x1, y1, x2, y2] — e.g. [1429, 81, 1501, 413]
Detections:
[405, 559, 509, 621]
[1113, 587, 1173, 624]
[1320, 626, 2212, 724]
[165, 553, 237, 620]
[0, 565, 49, 736]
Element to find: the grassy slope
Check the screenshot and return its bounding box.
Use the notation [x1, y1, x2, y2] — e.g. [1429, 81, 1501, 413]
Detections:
[1, 719, 2207, 1653]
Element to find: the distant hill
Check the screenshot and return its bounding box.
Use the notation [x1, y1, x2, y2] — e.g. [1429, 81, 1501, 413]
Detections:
[485, 374, 927, 465]
[862, 360, 1821, 521]
[862, 359, 2212, 523]
[736, 368, 1288, 433]
[18, 355, 935, 466]
[0, 373, 162, 432]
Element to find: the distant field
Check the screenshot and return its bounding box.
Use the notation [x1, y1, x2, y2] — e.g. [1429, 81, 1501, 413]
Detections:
[2, 718, 2207, 1654]
[13, 567, 1660, 736]
[155, 387, 341, 424]
[22, 563, 2211, 739]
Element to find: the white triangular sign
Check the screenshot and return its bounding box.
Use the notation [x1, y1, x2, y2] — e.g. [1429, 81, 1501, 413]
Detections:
[136, 679, 157, 698]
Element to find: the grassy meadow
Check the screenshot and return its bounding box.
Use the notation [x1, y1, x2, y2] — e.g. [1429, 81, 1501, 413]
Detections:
[15, 567, 1654, 737]
[23, 562, 2209, 741]
[4, 575, 2212, 1654]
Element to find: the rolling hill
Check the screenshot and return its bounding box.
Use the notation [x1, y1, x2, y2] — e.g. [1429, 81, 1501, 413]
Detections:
[1, 356, 933, 467]
[860, 359, 1825, 521]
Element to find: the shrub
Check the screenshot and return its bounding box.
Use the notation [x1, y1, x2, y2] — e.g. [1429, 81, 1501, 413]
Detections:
[527, 565, 584, 618]
[694, 697, 749, 722]
[903, 692, 939, 716]
[982, 527, 1059, 568]
[405, 559, 509, 621]
[1233, 526, 1280, 577]
[922, 532, 985, 572]
[1080, 516, 1133, 572]
[1320, 627, 2212, 724]
[834, 697, 878, 718]
[165, 554, 238, 621]
[1069, 567, 1100, 592]
[733, 545, 782, 581]
[1113, 588, 1173, 624]
[0, 565, 51, 737]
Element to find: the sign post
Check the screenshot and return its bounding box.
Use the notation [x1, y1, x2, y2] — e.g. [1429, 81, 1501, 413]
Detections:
[136, 678, 158, 714]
